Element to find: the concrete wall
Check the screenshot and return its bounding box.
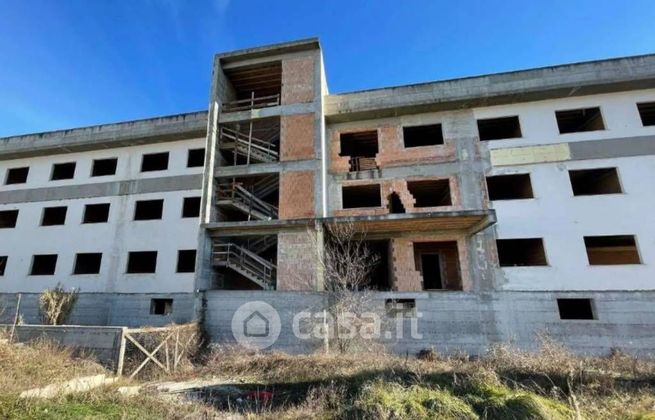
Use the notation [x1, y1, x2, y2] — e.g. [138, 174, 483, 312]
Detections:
[2, 324, 124, 368]
[202, 290, 655, 356]
[0, 292, 195, 327]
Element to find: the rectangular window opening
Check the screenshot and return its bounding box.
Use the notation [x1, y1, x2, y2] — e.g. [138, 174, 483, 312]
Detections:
[127, 251, 158, 273]
[5, 167, 29, 185]
[339, 131, 379, 172]
[150, 298, 173, 315]
[569, 168, 621, 196]
[73, 253, 102, 275]
[30, 254, 57, 275]
[407, 179, 452, 207]
[477, 116, 522, 140]
[0, 210, 19, 228]
[385, 299, 416, 317]
[557, 298, 595, 320]
[182, 197, 201, 218]
[487, 174, 534, 200]
[91, 158, 117, 177]
[83, 203, 110, 224]
[0, 256, 7, 276]
[141, 152, 169, 172]
[41, 206, 67, 226]
[187, 148, 205, 167]
[176, 250, 196, 273]
[342, 184, 381, 209]
[556, 107, 604, 134]
[403, 124, 444, 147]
[584, 235, 641, 265]
[637, 102, 655, 126]
[134, 199, 164, 220]
[51, 162, 76, 180]
[497, 238, 548, 267]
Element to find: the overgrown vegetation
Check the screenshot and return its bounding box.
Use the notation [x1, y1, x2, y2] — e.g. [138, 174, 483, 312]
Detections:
[38, 284, 79, 325]
[2, 333, 655, 419]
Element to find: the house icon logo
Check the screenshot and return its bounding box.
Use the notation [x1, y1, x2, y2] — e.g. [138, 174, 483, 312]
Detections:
[231, 301, 281, 349]
[243, 311, 269, 337]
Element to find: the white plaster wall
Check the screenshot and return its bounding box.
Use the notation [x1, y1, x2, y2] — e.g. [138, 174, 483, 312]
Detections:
[473, 89, 655, 148]
[0, 138, 204, 294]
[0, 138, 205, 190]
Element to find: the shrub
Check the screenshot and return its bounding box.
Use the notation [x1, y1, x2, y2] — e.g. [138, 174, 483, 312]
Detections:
[39, 284, 79, 325]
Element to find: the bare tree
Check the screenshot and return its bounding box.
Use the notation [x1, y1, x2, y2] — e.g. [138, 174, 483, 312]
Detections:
[308, 222, 385, 353]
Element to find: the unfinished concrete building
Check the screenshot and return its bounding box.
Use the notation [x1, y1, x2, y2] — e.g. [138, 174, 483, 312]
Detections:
[2, 38, 655, 354]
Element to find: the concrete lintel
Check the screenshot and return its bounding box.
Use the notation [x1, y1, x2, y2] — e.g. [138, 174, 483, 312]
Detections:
[215, 159, 317, 177]
[218, 102, 315, 123]
[0, 111, 208, 160]
[324, 54, 655, 123]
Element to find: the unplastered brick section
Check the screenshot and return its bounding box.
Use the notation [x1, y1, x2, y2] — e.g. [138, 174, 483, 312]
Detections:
[276, 231, 318, 290]
[390, 238, 423, 291]
[281, 56, 315, 104]
[376, 125, 456, 167]
[281, 113, 315, 161]
[279, 171, 315, 219]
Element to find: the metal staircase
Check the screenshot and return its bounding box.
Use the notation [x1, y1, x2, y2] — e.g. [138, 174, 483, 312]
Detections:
[245, 235, 277, 254]
[216, 181, 278, 220]
[252, 174, 278, 198]
[219, 126, 278, 164]
[213, 241, 276, 290]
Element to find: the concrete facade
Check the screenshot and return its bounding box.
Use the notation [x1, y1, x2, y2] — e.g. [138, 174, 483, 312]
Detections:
[2, 38, 655, 355]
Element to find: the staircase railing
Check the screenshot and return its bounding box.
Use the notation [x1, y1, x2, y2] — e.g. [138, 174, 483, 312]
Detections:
[222, 93, 280, 113]
[219, 126, 279, 163]
[216, 182, 278, 219]
[213, 242, 276, 289]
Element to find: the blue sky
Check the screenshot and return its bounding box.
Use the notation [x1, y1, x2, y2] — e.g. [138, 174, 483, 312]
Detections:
[0, 0, 654, 136]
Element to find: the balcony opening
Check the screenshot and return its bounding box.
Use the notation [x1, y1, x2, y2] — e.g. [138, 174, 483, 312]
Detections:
[141, 152, 169, 172]
[403, 124, 444, 147]
[41, 206, 67, 226]
[83, 203, 110, 224]
[584, 235, 641, 265]
[91, 158, 117, 177]
[187, 148, 205, 168]
[213, 235, 277, 290]
[569, 168, 621, 196]
[385, 299, 416, 317]
[407, 180, 452, 207]
[182, 197, 201, 218]
[127, 251, 158, 274]
[73, 253, 102, 275]
[342, 184, 381, 209]
[5, 167, 29, 185]
[150, 298, 173, 315]
[0, 256, 7, 276]
[340, 131, 378, 172]
[557, 298, 595, 320]
[51, 162, 76, 180]
[134, 199, 164, 221]
[219, 117, 280, 165]
[222, 61, 282, 112]
[638, 102, 655, 126]
[0, 210, 18, 228]
[556, 107, 604, 134]
[497, 238, 548, 267]
[30, 254, 57, 276]
[487, 174, 534, 200]
[176, 249, 196, 273]
[387, 192, 406, 214]
[477, 116, 522, 140]
[414, 241, 462, 290]
[216, 174, 279, 222]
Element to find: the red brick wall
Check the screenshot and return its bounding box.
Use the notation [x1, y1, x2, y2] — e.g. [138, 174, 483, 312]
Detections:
[281, 56, 314, 104]
[279, 171, 315, 219]
[281, 113, 315, 161]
